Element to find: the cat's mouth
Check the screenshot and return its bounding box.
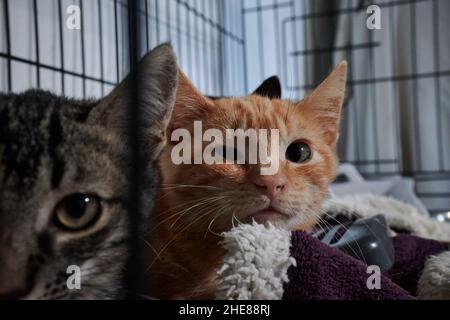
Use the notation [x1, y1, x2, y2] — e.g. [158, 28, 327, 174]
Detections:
[245, 205, 288, 224]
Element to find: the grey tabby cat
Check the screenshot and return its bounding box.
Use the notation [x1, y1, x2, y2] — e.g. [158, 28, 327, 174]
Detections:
[0, 44, 178, 299]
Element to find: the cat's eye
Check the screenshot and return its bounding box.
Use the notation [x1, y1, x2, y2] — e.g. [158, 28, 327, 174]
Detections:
[54, 194, 101, 231]
[286, 141, 312, 163]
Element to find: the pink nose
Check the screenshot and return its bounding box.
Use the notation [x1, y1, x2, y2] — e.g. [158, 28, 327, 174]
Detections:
[253, 175, 286, 200]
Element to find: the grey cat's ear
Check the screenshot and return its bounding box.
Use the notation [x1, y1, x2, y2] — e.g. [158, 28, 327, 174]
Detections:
[299, 61, 347, 147]
[90, 43, 178, 160]
[252, 76, 282, 99]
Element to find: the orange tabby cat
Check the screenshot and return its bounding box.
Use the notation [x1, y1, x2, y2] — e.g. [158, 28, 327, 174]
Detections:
[145, 62, 347, 299]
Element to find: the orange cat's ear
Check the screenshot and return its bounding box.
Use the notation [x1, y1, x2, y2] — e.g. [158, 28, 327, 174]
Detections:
[170, 69, 211, 131]
[300, 61, 347, 147]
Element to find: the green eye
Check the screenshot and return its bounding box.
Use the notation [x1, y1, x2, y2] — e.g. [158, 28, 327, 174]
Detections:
[286, 141, 312, 163]
[54, 194, 101, 231]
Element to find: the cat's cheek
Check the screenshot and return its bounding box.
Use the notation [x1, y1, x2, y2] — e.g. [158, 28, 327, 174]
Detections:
[206, 163, 247, 183]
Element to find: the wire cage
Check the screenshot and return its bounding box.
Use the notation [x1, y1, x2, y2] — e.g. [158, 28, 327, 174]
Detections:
[1, 0, 448, 212]
[1, 0, 449, 296]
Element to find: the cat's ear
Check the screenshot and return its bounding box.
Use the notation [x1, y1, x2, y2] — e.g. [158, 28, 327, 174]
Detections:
[300, 61, 347, 147]
[169, 69, 211, 131]
[252, 76, 282, 99]
[90, 43, 178, 160]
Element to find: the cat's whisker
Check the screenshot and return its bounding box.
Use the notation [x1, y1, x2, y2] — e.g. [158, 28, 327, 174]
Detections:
[168, 196, 226, 230]
[168, 200, 226, 240]
[159, 184, 223, 190]
[318, 210, 368, 265]
[149, 196, 226, 232]
[150, 203, 226, 266]
[154, 186, 221, 203]
[204, 205, 227, 238]
[232, 210, 244, 227]
[146, 206, 223, 273]
[204, 205, 230, 238]
[141, 237, 160, 261]
[172, 196, 235, 231]
[154, 184, 226, 204]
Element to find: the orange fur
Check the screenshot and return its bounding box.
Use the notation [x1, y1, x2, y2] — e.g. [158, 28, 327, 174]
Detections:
[144, 62, 348, 299]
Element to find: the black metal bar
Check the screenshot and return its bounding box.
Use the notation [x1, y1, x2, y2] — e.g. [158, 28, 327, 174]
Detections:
[32, 0, 40, 88]
[362, 171, 450, 180]
[410, 1, 421, 171]
[280, 3, 288, 94]
[290, 0, 300, 98]
[389, 3, 402, 173]
[98, 0, 105, 96]
[429, 209, 450, 214]
[233, 3, 240, 95]
[363, 171, 450, 177]
[286, 0, 432, 22]
[209, 1, 218, 94]
[256, 0, 265, 81]
[0, 52, 116, 86]
[432, 0, 444, 171]
[80, 0, 86, 97]
[57, 0, 65, 94]
[175, 0, 244, 44]
[194, 0, 201, 88]
[244, 1, 293, 13]
[222, 0, 228, 94]
[288, 70, 450, 91]
[2, 0, 11, 92]
[166, 0, 171, 41]
[368, 19, 380, 174]
[218, 0, 225, 95]
[347, 0, 359, 169]
[221, 0, 226, 95]
[413, 173, 450, 181]
[176, 0, 182, 66]
[240, 0, 248, 94]
[273, 0, 281, 88]
[291, 42, 380, 56]
[341, 159, 398, 165]
[416, 193, 450, 198]
[155, 0, 160, 44]
[201, 0, 209, 95]
[311, 1, 323, 89]
[186, 0, 192, 77]
[145, 0, 149, 52]
[114, 0, 120, 83]
[125, 0, 143, 300]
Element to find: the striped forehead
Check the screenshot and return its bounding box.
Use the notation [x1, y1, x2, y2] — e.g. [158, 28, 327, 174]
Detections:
[213, 96, 293, 135]
[0, 91, 94, 191]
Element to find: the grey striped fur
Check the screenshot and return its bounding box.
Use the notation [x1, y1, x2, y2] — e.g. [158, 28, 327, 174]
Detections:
[0, 44, 178, 299]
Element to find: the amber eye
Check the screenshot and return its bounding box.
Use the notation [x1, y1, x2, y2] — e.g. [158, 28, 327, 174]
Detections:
[286, 141, 312, 163]
[54, 194, 101, 231]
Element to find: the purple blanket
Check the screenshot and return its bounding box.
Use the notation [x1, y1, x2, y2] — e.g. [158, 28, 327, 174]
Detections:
[283, 232, 449, 300]
[217, 220, 450, 300]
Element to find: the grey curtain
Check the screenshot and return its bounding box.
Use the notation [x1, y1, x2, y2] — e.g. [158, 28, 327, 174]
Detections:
[304, 0, 450, 213]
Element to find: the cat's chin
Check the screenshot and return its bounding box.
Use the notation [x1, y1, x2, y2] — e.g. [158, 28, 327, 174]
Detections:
[245, 208, 288, 225]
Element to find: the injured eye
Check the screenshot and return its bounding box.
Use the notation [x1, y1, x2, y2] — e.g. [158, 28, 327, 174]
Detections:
[54, 194, 101, 231]
[286, 141, 312, 163]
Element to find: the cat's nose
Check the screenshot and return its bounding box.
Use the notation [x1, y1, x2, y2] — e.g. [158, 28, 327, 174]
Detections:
[253, 175, 286, 199]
